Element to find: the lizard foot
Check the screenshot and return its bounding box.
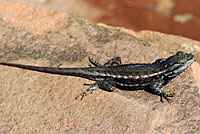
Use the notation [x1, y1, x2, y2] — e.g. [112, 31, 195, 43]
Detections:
[88, 57, 102, 67]
[75, 83, 99, 100]
[160, 91, 175, 103]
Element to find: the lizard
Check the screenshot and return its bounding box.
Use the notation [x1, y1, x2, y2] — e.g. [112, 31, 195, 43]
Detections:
[0, 51, 194, 102]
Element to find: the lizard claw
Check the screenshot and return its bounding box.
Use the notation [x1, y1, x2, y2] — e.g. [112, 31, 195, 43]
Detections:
[160, 92, 175, 103]
[88, 56, 102, 67]
[166, 92, 175, 97]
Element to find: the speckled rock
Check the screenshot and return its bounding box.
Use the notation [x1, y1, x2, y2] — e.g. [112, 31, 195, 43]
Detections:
[0, 1, 199, 134]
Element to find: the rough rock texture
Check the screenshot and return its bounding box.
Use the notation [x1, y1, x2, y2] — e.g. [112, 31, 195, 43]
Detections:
[0, 1, 199, 134]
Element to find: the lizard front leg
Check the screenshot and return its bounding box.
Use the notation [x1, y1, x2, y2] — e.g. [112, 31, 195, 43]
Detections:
[146, 76, 174, 102]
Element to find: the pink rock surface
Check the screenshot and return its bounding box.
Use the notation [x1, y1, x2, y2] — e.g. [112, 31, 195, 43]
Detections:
[0, 1, 199, 134]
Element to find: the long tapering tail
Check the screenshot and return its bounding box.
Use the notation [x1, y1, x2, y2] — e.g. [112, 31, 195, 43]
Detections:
[0, 62, 95, 79]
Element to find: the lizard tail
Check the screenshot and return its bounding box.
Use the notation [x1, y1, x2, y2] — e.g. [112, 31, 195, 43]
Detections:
[0, 62, 92, 78]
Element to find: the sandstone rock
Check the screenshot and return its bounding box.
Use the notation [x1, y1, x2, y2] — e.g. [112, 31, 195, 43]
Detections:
[0, 1, 199, 134]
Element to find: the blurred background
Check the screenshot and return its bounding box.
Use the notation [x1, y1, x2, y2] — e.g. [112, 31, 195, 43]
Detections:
[11, 0, 200, 41]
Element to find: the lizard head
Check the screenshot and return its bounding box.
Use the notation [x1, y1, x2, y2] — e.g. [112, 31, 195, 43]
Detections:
[163, 51, 194, 77]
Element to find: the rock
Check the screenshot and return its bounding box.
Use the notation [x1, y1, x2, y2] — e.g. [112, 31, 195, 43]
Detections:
[0, 1, 199, 134]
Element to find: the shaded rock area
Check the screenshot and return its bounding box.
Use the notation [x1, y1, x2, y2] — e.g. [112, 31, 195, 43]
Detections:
[0, 1, 199, 134]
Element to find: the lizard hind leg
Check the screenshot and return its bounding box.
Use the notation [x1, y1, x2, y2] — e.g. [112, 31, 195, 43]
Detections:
[96, 79, 115, 92]
[75, 83, 99, 100]
[88, 56, 121, 67]
[75, 79, 116, 100]
[103, 57, 121, 67]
